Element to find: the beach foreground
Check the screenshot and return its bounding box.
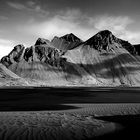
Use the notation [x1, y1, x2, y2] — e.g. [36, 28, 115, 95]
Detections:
[0, 88, 139, 140]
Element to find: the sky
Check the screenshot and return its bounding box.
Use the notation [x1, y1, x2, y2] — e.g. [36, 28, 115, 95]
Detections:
[0, 0, 140, 58]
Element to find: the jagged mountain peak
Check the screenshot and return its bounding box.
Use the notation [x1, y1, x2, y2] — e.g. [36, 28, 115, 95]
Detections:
[1, 44, 25, 67]
[51, 33, 83, 51]
[52, 36, 59, 40]
[85, 30, 117, 47]
[35, 38, 51, 46]
[61, 33, 82, 42]
[8, 44, 25, 55]
[13, 44, 25, 49]
[84, 30, 136, 54]
[97, 30, 113, 36]
[1, 42, 64, 68]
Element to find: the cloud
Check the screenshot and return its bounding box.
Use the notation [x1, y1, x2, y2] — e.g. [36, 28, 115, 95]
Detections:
[7, 1, 48, 16]
[26, 1, 36, 7]
[5, 8, 140, 45]
[119, 31, 140, 44]
[92, 16, 133, 31]
[19, 9, 95, 40]
[0, 39, 15, 59]
[0, 39, 13, 45]
[0, 16, 8, 20]
[20, 9, 139, 42]
[7, 2, 26, 10]
[89, 15, 140, 43]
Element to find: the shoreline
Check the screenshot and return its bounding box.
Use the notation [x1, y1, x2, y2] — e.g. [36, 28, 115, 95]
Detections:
[93, 114, 140, 140]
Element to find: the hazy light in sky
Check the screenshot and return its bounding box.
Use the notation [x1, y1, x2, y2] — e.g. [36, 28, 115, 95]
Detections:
[0, 39, 15, 58]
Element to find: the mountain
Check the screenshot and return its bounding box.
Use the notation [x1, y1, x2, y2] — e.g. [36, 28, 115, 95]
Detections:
[1, 44, 25, 67]
[1, 41, 93, 86]
[51, 33, 83, 52]
[0, 63, 28, 86]
[118, 40, 137, 55]
[1, 30, 140, 86]
[81, 30, 136, 54]
[35, 38, 50, 46]
[65, 30, 140, 86]
[133, 44, 140, 55]
[35, 38, 56, 48]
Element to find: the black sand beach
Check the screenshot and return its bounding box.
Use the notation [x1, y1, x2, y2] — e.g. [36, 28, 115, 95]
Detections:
[0, 87, 139, 140]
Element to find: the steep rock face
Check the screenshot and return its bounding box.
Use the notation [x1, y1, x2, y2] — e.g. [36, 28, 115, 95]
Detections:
[1, 44, 87, 86]
[65, 30, 140, 86]
[51, 33, 83, 52]
[118, 40, 137, 55]
[133, 44, 140, 55]
[1, 44, 65, 73]
[84, 30, 119, 51]
[24, 45, 65, 67]
[84, 30, 136, 54]
[35, 38, 53, 47]
[1, 44, 25, 67]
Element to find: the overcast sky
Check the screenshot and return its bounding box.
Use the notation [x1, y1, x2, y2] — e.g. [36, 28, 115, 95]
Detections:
[0, 0, 140, 58]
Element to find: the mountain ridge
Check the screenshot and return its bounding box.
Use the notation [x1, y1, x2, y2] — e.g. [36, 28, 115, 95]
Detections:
[51, 33, 83, 52]
[1, 30, 140, 86]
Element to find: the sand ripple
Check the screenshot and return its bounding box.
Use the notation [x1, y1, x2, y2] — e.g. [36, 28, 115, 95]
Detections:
[0, 112, 115, 140]
[0, 104, 139, 140]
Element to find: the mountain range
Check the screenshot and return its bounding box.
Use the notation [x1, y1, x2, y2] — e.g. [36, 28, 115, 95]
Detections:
[1, 30, 140, 87]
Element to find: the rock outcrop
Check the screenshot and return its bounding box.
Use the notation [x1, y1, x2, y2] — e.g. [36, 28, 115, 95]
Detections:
[51, 33, 83, 52]
[118, 40, 137, 55]
[1, 43, 84, 86]
[1, 44, 25, 67]
[133, 44, 140, 55]
[24, 45, 66, 67]
[35, 38, 54, 47]
[65, 30, 140, 86]
[84, 30, 136, 54]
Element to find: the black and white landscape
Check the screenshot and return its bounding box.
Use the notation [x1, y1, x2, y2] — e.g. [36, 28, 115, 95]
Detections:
[0, 0, 140, 140]
[1, 30, 140, 87]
